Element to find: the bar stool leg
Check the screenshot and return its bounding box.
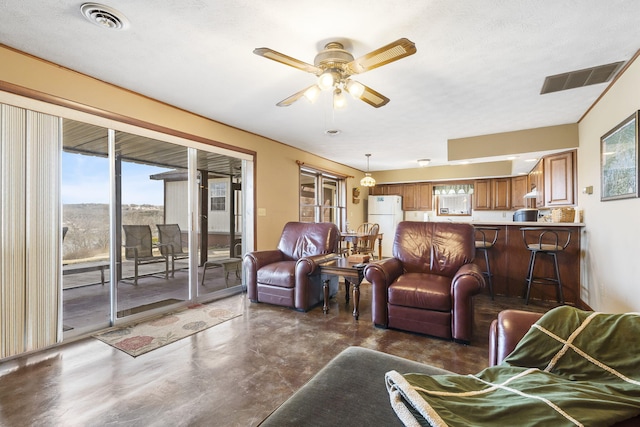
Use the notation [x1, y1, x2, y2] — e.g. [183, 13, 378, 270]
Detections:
[480, 248, 494, 300]
[551, 252, 564, 304]
[524, 250, 537, 305]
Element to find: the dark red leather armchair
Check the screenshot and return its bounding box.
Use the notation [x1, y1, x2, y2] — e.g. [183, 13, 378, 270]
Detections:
[364, 221, 485, 343]
[244, 222, 340, 312]
[489, 310, 640, 427]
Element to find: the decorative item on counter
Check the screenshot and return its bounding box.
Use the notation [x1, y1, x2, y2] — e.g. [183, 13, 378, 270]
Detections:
[551, 207, 575, 223]
[574, 208, 583, 223]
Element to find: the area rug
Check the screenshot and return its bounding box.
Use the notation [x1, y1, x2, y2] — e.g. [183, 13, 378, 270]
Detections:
[94, 302, 242, 357]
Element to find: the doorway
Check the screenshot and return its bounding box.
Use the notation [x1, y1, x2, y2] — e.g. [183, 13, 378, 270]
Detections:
[61, 119, 251, 337]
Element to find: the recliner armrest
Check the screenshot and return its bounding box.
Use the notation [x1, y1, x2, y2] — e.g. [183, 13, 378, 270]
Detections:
[488, 310, 544, 366]
[296, 253, 339, 275]
[364, 258, 403, 327]
[244, 249, 284, 270]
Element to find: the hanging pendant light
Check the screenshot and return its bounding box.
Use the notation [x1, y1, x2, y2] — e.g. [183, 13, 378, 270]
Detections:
[360, 154, 376, 187]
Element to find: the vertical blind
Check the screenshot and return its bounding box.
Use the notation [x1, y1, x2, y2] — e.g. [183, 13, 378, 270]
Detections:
[1, 104, 61, 358]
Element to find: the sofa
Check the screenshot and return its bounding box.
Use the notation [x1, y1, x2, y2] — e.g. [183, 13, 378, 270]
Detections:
[259, 309, 640, 426]
[244, 221, 340, 311]
[364, 221, 485, 342]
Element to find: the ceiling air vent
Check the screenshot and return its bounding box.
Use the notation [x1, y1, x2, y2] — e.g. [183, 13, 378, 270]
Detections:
[540, 61, 625, 94]
[80, 3, 129, 30]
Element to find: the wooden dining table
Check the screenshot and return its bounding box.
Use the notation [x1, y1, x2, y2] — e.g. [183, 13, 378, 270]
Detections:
[340, 231, 383, 261]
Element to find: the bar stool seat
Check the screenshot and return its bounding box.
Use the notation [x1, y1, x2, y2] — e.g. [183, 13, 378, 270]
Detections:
[474, 227, 499, 299]
[520, 227, 572, 304]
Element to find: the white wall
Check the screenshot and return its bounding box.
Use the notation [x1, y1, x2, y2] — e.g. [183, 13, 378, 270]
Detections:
[578, 56, 640, 313]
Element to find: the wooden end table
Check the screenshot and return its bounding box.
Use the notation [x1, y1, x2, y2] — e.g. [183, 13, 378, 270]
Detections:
[319, 258, 367, 320]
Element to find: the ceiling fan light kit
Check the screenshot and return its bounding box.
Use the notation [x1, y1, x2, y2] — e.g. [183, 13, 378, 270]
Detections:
[254, 38, 416, 109]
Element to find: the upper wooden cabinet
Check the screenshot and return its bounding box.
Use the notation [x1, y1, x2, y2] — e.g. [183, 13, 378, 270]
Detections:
[492, 178, 511, 210]
[398, 183, 432, 211]
[417, 182, 432, 210]
[368, 185, 385, 196]
[386, 184, 403, 196]
[368, 150, 575, 210]
[529, 160, 545, 208]
[544, 150, 576, 206]
[473, 179, 492, 210]
[402, 183, 417, 210]
[510, 175, 528, 209]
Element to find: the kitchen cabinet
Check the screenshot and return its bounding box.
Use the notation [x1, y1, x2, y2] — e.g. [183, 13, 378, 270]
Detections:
[510, 175, 528, 209]
[386, 184, 403, 196]
[402, 182, 432, 211]
[417, 182, 432, 210]
[492, 178, 511, 210]
[473, 179, 492, 210]
[402, 184, 417, 210]
[529, 160, 545, 208]
[368, 185, 385, 196]
[544, 150, 576, 206]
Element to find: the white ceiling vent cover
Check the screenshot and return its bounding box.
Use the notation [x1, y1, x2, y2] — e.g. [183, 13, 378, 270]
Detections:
[80, 3, 129, 30]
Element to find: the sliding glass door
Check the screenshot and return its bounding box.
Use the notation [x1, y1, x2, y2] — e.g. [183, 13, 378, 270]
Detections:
[115, 131, 190, 318]
[61, 120, 111, 335]
[59, 118, 251, 336]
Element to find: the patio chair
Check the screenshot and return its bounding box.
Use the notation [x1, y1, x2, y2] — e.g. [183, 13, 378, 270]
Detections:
[122, 225, 169, 285]
[157, 224, 189, 277]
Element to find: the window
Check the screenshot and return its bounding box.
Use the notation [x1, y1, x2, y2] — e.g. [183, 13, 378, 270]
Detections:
[210, 182, 227, 211]
[299, 167, 346, 228]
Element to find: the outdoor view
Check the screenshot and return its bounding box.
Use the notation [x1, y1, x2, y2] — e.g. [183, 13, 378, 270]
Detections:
[61, 120, 244, 337]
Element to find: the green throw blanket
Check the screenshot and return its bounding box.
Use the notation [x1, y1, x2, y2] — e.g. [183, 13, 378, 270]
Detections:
[386, 306, 640, 426]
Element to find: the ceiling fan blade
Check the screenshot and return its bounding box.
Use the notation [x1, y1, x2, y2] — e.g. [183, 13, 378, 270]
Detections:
[355, 83, 390, 108]
[347, 38, 417, 74]
[276, 85, 317, 107]
[253, 47, 321, 74]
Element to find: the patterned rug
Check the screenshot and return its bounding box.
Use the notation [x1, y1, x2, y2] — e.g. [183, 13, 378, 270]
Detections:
[94, 302, 242, 357]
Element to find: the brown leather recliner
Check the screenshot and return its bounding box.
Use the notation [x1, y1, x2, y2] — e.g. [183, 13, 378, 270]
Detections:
[489, 310, 640, 427]
[244, 222, 340, 311]
[364, 221, 485, 343]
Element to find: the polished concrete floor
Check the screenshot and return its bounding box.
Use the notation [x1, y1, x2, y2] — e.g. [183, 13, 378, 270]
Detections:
[0, 284, 557, 427]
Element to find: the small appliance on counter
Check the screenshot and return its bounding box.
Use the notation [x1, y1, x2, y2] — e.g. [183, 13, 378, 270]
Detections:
[513, 208, 539, 222]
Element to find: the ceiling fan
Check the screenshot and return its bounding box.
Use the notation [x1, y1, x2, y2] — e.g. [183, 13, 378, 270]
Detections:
[253, 38, 417, 108]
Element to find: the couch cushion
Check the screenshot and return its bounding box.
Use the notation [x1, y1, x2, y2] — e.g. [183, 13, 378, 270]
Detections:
[388, 272, 451, 311]
[259, 346, 452, 426]
[257, 261, 296, 288]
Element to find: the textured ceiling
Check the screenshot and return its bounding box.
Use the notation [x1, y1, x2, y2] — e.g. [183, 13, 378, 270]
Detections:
[2, 0, 640, 175]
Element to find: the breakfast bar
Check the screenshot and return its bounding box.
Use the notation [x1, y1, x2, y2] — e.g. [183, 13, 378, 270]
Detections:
[470, 221, 585, 306]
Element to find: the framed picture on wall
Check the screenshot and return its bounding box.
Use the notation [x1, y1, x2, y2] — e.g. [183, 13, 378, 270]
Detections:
[601, 111, 640, 201]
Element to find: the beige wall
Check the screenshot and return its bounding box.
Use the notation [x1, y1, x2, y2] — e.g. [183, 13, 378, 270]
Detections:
[0, 45, 366, 249]
[578, 55, 640, 313]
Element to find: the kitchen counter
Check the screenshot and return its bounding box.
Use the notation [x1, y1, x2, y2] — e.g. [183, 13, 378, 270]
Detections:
[469, 221, 584, 306]
[470, 221, 585, 227]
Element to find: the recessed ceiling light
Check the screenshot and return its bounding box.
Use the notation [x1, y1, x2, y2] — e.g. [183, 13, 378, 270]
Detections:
[525, 158, 538, 162]
[325, 129, 341, 136]
[80, 3, 129, 30]
[417, 159, 430, 167]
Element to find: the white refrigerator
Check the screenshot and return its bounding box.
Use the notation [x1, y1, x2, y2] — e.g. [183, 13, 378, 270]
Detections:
[368, 195, 403, 258]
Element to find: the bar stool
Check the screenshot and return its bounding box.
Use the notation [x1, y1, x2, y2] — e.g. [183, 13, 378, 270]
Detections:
[474, 227, 499, 299]
[520, 227, 572, 305]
